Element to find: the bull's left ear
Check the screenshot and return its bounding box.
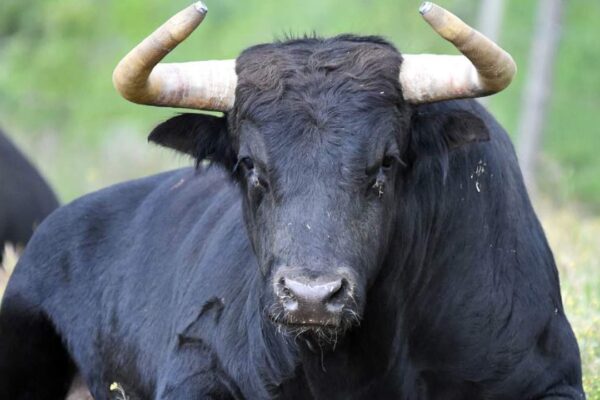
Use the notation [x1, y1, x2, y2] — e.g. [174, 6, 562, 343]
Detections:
[408, 109, 490, 158]
[149, 113, 236, 170]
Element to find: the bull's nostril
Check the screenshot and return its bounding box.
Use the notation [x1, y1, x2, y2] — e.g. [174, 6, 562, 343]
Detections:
[282, 277, 345, 306]
[328, 279, 347, 303]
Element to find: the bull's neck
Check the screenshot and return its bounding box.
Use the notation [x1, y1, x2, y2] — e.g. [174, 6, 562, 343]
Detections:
[239, 233, 405, 397]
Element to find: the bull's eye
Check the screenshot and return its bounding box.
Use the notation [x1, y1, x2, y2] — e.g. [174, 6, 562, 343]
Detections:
[366, 155, 399, 199]
[239, 156, 254, 171]
[381, 155, 395, 170]
[238, 156, 268, 191]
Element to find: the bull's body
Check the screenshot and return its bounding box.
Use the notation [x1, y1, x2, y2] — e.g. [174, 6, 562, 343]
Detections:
[0, 98, 583, 399]
[0, 130, 58, 256]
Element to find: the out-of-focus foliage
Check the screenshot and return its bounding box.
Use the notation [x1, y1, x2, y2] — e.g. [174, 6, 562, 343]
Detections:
[0, 0, 599, 207]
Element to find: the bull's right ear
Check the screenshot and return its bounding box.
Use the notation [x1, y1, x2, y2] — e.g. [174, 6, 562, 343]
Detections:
[407, 108, 490, 162]
[148, 113, 236, 170]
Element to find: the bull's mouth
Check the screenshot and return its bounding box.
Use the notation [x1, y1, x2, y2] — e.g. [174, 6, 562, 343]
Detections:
[268, 308, 360, 341]
[275, 320, 342, 331]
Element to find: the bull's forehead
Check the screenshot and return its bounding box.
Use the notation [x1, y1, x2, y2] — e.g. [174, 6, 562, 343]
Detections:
[232, 35, 406, 120]
[230, 35, 409, 188]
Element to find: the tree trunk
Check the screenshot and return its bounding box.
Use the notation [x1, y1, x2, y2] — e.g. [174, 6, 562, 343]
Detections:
[517, 0, 564, 194]
[477, 0, 505, 42]
[477, 0, 506, 107]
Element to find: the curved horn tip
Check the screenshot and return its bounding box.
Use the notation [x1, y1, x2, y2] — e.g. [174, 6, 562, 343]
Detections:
[419, 2, 433, 15]
[194, 1, 208, 15]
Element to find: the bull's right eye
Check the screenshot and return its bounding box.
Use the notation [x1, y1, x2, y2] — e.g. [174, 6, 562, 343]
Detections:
[240, 157, 254, 171]
[239, 156, 268, 191]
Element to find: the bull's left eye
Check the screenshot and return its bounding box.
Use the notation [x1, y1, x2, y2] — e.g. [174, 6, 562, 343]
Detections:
[239, 156, 255, 171]
[368, 155, 400, 199]
[381, 155, 395, 170]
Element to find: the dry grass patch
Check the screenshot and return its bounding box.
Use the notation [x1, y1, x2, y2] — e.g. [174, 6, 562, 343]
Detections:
[537, 201, 600, 398]
[0, 244, 19, 304]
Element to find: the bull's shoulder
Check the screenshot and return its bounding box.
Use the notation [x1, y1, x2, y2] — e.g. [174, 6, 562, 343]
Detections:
[38, 166, 234, 236]
[11, 166, 238, 289]
[32, 168, 190, 239]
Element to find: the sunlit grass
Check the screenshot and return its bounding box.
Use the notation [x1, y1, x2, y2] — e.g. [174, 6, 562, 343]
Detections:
[538, 200, 600, 398]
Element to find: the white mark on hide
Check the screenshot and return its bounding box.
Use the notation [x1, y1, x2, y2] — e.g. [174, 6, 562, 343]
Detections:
[109, 382, 129, 400]
[470, 159, 487, 193]
[170, 178, 185, 190]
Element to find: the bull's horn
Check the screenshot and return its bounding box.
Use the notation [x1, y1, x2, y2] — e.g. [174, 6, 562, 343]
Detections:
[112, 1, 236, 111]
[400, 2, 517, 104]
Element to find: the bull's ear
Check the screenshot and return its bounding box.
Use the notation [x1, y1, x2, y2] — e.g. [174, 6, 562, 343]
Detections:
[408, 109, 490, 159]
[149, 113, 236, 170]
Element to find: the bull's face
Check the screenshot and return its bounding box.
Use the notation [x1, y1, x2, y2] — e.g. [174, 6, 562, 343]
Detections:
[149, 37, 489, 340]
[237, 109, 403, 336]
[118, 1, 514, 344]
[230, 39, 407, 335]
[231, 38, 409, 338]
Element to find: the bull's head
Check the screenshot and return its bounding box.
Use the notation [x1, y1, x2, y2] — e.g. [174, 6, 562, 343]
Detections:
[113, 2, 515, 339]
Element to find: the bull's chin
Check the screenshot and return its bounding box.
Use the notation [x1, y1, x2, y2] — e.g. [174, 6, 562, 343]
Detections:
[277, 321, 343, 343]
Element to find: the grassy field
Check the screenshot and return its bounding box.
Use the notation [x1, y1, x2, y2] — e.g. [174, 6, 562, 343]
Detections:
[537, 201, 600, 397]
[1, 200, 599, 396]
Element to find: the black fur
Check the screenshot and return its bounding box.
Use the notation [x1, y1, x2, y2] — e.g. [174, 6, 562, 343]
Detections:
[0, 130, 59, 259]
[0, 35, 584, 399]
[149, 113, 236, 170]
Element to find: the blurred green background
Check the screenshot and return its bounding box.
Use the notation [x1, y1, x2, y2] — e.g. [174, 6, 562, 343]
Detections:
[0, 0, 598, 396]
[0, 0, 599, 207]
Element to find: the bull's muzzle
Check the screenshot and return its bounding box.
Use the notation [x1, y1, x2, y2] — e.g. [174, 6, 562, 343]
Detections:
[272, 267, 356, 328]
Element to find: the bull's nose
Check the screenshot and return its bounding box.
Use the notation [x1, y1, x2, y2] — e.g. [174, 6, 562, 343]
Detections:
[275, 273, 352, 325]
[283, 277, 343, 309]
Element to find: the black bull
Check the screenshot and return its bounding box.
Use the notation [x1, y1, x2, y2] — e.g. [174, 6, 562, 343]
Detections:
[0, 36, 584, 399]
